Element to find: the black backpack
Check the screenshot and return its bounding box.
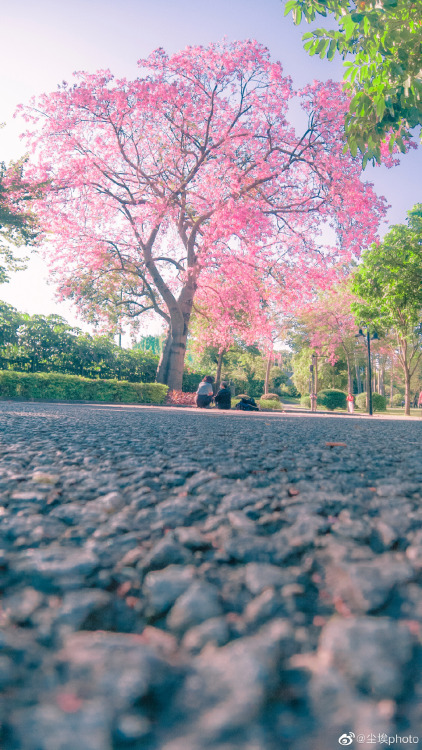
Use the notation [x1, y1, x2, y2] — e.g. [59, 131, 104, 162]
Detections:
[235, 397, 259, 412]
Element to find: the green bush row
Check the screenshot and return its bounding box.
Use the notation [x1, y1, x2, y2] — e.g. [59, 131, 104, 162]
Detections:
[355, 392, 387, 412]
[300, 389, 388, 413]
[259, 399, 283, 411]
[0, 371, 168, 404]
[317, 389, 347, 410]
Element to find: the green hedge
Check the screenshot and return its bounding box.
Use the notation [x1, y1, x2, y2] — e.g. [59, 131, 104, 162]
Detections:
[259, 399, 283, 411]
[0, 371, 168, 404]
[355, 392, 387, 412]
[300, 395, 311, 408]
[316, 389, 347, 411]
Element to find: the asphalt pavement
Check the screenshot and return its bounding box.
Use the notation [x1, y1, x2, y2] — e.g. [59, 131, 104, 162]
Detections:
[1, 401, 422, 750]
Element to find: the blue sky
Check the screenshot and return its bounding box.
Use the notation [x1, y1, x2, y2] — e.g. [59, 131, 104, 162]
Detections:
[1, 0, 420, 332]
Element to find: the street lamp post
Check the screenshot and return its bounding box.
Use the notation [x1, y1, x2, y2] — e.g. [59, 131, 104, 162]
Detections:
[357, 327, 378, 416]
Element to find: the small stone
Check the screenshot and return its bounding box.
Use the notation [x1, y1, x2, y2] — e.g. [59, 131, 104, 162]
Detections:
[143, 565, 196, 616]
[140, 535, 193, 571]
[14, 545, 99, 591]
[114, 713, 152, 741]
[182, 617, 230, 653]
[1, 587, 43, 625]
[56, 589, 112, 630]
[324, 555, 413, 614]
[318, 616, 414, 699]
[32, 471, 60, 484]
[244, 562, 294, 595]
[173, 526, 211, 550]
[244, 587, 284, 625]
[89, 492, 125, 514]
[167, 581, 223, 632]
[227, 511, 256, 532]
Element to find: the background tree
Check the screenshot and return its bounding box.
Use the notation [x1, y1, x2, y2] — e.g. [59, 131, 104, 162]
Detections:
[291, 344, 348, 394]
[19, 41, 385, 390]
[300, 285, 361, 391]
[352, 204, 422, 414]
[285, 0, 422, 164]
[0, 302, 158, 381]
[0, 157, 41, 281]
[189, 260, 271, 388]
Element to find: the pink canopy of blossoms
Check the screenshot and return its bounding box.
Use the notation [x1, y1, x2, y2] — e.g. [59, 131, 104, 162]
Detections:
[15, 40, 388, 387]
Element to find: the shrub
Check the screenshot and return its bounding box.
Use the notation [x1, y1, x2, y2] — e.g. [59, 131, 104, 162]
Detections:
[182, 371, 204, 392]
[316, 389, 347, 411]
[0, 370, 168, 404]
[262, 393, 280, 402]
[355, 392, 387, 412]
[166, 390, 196, 406]
[259, 399, 283, 411]
[230, 379, 264, 399]
[280, 383, 300, 398]
[392, 393, 405, 407]
[300, 395, 311, 408]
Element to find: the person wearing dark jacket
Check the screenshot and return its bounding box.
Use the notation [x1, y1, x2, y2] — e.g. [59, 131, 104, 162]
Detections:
[214, 381, 231, 410]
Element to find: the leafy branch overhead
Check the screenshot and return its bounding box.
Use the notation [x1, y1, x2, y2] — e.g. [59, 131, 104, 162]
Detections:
[0, 157, 43, 282]
[285, 0, 422, 164]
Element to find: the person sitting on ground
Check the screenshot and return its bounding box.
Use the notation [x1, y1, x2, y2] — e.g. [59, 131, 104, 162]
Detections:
[214, 381, 231, 410]
[196, 375, 214, 408]
[235, 394, 259, 411]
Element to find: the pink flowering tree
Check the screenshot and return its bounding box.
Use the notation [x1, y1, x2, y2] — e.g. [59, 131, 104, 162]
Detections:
[17, 40, 386, 390]
[190, 255, 271, 387]
[300, 286, 360, 392]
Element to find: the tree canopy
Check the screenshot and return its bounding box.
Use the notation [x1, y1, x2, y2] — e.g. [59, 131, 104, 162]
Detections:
[19, 40, 385, 389]
[0, 158, 40, 282]
[352, 204, 422, 413]
[285, 0, 422, 164]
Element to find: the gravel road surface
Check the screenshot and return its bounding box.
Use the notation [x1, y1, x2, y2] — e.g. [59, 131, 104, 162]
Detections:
[1, 401, 422, 750]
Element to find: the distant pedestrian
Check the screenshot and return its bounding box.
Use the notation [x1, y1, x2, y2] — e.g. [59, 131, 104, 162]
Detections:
[214, 381, 231, 410]
[196, 375, 214, 408]
[347, 392, 355, 414]
[413, 393, 418, 408]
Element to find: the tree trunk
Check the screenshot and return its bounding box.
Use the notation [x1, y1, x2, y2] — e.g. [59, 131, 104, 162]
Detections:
[354, 354, 362, 392]
[380, 360, 385, 396]
[346, 357, 352, 393]
[264, 351, 272, 394]
[215, 349, 225, 392]
[156, 325, 188, 391]
[156, 332, 173, 385]
[404, 365, 411, 416]
[314, 357, 318, 394]
[155, 268, 198, 390]
[390, 359, 394, 407]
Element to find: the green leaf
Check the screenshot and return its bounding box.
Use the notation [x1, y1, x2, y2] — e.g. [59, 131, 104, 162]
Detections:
[318, 39, 330, 58]
[349, 138, 358, 157]
[375, 97, 386, 119]
[327, 39, 337, 60]
[293, 7, 302, 24]
[284, 0, 298, 17]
